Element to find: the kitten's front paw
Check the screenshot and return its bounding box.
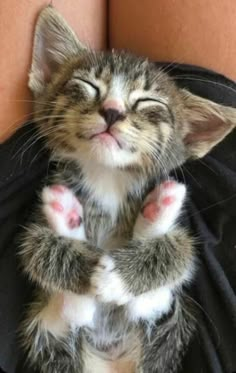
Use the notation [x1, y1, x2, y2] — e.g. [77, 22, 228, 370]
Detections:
[134, 180, 186, 238]
[42, 185, 86, 240]
[91, 255, 133, 305]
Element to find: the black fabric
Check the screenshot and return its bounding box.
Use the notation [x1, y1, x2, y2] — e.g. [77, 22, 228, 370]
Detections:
[0, 64, 235, 373]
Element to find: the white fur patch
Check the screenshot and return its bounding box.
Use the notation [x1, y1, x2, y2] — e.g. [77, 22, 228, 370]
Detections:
[127, 286, 173, 322]
[38, 292, 96, 339]
[91, 137, 140, 169]
[81, 162, 141, 222]
[61, 293, 96, 329]
[108, 75, 126, 106]
[91, 256, 133, 305]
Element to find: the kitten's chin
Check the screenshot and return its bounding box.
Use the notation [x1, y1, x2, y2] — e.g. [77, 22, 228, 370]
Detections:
[76, 140, 140, 169]
[92, 132, 122, 150]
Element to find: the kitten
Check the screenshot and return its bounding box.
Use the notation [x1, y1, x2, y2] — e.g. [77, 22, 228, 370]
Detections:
[20, 6, 236, 373]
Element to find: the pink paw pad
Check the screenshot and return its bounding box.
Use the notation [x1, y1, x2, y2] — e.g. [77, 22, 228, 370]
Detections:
[51, 201, 64, 212]
[161, 195, 176, 206]
[68, 210, 81, 229]
[142, 180, 182, 222]
[42, 185, 83, 233]
[142, 203, 160, 222]
[135, 180, 186, 238]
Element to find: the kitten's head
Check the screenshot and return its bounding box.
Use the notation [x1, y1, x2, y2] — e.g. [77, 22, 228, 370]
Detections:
[29, 6, 236, 175]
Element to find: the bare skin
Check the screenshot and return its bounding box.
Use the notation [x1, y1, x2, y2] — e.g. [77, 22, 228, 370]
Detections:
[1, 0, 236, 142]
[109, 0, 236, 80]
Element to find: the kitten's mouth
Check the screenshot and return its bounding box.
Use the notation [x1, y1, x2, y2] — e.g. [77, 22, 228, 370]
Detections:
[90, 130, 122, 149]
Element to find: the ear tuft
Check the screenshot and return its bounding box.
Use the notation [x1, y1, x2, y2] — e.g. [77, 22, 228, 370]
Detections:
[181, 89, 236, 158]
[29, 5, 87, 96]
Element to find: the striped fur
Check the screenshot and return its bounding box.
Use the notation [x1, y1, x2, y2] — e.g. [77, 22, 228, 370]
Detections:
[19, 5, 236, 373]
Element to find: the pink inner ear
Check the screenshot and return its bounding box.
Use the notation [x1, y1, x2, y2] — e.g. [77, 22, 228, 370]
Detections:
[184, 116, 228, 145]
[35, 35, 54, 83]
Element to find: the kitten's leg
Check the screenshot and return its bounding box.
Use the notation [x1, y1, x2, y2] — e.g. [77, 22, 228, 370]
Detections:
[91, 255, 133, 305]
[34, 291, 96, 337]
[137, 294, 196, 373]
[20, 185, 101, 294]
[22, 186, 96, 371]
[91, 181, 189, 309]
[42, 185, 96, 328]
[128, 180, 186, 321]
[42, 184, 86, 240]
[21, 294, 83, 373]
[90, 181, 195, 373]
[21, 186, 97, 371]
[133, 180, 186, 239]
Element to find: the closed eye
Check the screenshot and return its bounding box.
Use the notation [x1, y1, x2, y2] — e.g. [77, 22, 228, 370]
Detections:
[69, 77, 100, 98]
[134, 97, 174, 123]
[77, 78, 99, 94]
[134, 98, 168, 110]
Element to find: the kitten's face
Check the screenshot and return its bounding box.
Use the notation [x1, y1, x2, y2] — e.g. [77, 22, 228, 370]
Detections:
[30, 6, 236, 174]
[39, 52, 183, 171]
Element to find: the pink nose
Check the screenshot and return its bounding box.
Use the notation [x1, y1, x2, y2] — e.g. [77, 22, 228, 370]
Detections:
[102, 99, 125, 113]
[100, 99, 126, 126]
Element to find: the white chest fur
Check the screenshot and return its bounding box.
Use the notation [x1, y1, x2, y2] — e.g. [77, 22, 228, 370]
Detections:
[82, 162, 139, 221]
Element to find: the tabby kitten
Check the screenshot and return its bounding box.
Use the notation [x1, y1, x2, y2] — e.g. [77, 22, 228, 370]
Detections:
[20, 6, 236, 373]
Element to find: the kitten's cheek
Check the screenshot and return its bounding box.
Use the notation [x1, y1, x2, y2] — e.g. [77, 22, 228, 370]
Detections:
[90, 256, 133, 305]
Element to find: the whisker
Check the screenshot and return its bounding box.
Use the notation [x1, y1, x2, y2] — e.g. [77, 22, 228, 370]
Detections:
[184, 293, 221, 348]
[28, 144, 50, 169]
[196, 159, 219, 175]
[156, 61, 180, 78]
[141, 136, 170, 181]
[0, 109, 55, 138]
[189, 192, 236, 217]
[13, 122, 65, 160]
[7, 98, 58, 106]
[182, 165, 203, 188]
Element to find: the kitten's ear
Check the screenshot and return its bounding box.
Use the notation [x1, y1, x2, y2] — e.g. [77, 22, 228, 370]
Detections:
[181, 89, 236, 158]
[29, 5, 87, 95]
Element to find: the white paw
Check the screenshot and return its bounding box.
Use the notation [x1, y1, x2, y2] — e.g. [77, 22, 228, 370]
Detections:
[42, 185, 86, 240]
[127, 286, 173, 322]
[62, 293, 96, 329]
[40, 292, 96, 337]
[91, 256, 133, 305]
[134, 180, 186, 238]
